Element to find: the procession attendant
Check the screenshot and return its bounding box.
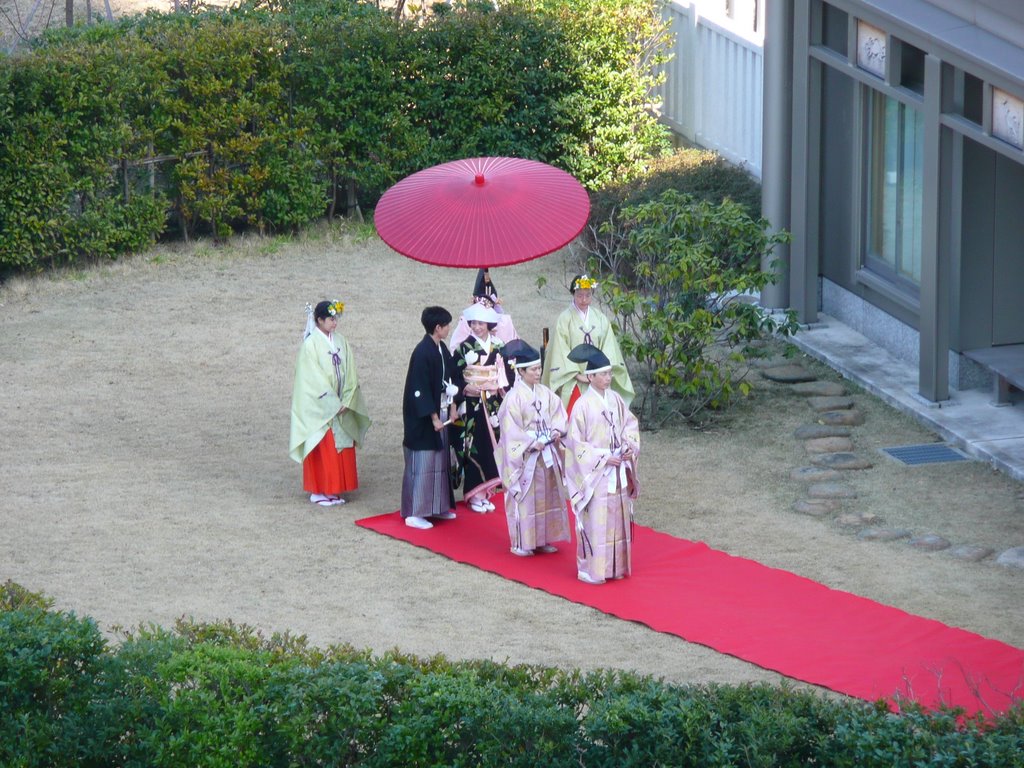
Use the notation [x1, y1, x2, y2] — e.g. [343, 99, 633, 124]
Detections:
[289, 300, 371, 507]
[474, 268, 502, 310]
[453, 302, 514, 513]
[564, 343, 640, 585]
[541, 274, 634, 413]
[401, 306, 460, 530]
[496, 340, 571, 557]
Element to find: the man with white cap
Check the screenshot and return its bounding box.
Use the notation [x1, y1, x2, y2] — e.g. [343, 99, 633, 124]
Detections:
[563, 343, 641, 584]
[496, 340, 571, 557]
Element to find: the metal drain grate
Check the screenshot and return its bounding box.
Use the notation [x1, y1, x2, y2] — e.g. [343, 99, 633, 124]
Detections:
[881, 444, 969, 466]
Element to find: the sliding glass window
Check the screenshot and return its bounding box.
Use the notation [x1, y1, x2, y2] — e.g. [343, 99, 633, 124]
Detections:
[864, 91, 923, 288]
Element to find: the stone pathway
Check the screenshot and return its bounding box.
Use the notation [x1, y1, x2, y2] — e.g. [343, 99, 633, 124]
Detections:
[761, 363, 1024, 571]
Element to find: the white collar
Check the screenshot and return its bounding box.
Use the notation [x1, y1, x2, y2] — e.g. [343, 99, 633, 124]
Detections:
[316, 327, 337, 352]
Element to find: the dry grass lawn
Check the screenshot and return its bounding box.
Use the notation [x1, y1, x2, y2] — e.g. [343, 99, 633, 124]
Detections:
[1, 224, 1021, 698]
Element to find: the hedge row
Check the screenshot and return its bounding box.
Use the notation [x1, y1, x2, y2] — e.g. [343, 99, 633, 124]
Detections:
[0, 0, 670, 275]
[2, 583, 1022, 767]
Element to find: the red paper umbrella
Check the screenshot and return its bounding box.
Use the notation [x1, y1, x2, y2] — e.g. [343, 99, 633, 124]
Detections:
[374, 156, 590, 268]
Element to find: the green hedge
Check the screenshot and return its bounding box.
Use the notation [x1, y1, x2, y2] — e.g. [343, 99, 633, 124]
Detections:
[2, 583, 1022, 767]
[588, 146, 763, 229]
[0, 0, 670, 275]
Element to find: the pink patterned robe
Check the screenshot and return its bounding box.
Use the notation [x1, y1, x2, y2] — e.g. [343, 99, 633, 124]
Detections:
[564, 386, 640, 581]
[496, 378, 571, 552]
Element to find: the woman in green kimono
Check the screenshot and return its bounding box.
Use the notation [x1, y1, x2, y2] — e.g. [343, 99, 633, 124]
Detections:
[541, 274, 634, 413]
[289, 300, 371, 506]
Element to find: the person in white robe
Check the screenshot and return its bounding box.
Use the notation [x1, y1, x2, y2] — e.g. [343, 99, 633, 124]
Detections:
[564, 344, 640, 585]
[496, 341, 571, 557]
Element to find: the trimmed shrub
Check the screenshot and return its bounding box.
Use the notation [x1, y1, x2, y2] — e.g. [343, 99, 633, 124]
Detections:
[0, 605, 107, 766]
[1, 592, 1022, 767]
[589, 146, 763, 227]
[0, 0, 672, 273]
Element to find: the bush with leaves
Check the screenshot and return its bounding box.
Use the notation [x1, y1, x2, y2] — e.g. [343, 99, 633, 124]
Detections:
[0, 28, 167, 275]
[2, 586, 1023, 767]
[589, 145, 763, 227]
[580, 189, 798, 427]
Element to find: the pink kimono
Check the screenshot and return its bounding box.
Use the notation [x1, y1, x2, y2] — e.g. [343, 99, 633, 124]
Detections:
[496, 378, 571, 552]
[564, 386, 640, 581]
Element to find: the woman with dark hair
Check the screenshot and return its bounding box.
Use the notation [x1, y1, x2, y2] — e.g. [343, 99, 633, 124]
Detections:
[452, 301, 514, 513]
[401, 306, 460, 529]
[289, 299, 371, 506]
[449, 267, 518, 347]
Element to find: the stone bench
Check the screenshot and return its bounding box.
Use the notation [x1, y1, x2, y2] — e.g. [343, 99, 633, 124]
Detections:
[964, 344, 1024, 406]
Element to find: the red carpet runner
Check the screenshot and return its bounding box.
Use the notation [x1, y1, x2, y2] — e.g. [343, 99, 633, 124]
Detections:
[357, 502, 1024, 716]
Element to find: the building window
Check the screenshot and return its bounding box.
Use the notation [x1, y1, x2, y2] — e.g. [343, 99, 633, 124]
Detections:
[865, 91, 923, 287]
[963, 72, 984, 125]
[821, 2, 847, 55]
[898, 41, 925, 94]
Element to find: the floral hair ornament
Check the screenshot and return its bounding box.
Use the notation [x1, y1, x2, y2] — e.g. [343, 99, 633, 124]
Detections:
[328, 300, 345, 316]
[571, 274, 598, 293]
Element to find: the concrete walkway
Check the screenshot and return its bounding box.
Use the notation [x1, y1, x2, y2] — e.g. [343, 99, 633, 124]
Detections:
[789, 314, 1024, 484]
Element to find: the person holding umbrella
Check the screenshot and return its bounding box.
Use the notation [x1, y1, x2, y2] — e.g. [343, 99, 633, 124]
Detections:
[449, 269, 518, 347]
[495, 340, 570, 557]
[453, 302, 513, 513]
[400, 306, 460, 529]
[289, 299, 371, 507]
[563, 343, 640, 585]
[541, 274, 634, 413]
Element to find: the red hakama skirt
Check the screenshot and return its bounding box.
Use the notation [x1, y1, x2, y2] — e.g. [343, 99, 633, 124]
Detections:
[566, 383, 582, 415]
[303, 429, 358, 494]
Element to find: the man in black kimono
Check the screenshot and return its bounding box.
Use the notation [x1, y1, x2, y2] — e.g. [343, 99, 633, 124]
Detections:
[401, 306, 459, 529]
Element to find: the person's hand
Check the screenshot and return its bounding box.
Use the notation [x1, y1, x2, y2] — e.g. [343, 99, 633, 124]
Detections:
[431, 414, 444, 432]
[607, 454, 623, 467]
[449, 404, 458, 423]
[575, 373, 589, 384]
[465, 384, 480, 397]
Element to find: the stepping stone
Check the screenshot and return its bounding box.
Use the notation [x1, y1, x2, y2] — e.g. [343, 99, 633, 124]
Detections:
[793, 498, 839, 517]
[996, 546, 1024, 570]
[808, 396, 856, 412]
[836, 512, 880, 529]
[751, 355, 794, 369]
[908, 533, 951, 552]
[808, 482, 858, 499]
[793, 424, 852, 440]
[948, 544, 995, 563]
[817, 410, 866, 427]
[804, 436, 854, 454]
[789, 466, 843, 482]
[810, 452, 873, 470]
[857, 527, 912, 542]
[762, 365, 816, 383]
[792, 381, 846, 397]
